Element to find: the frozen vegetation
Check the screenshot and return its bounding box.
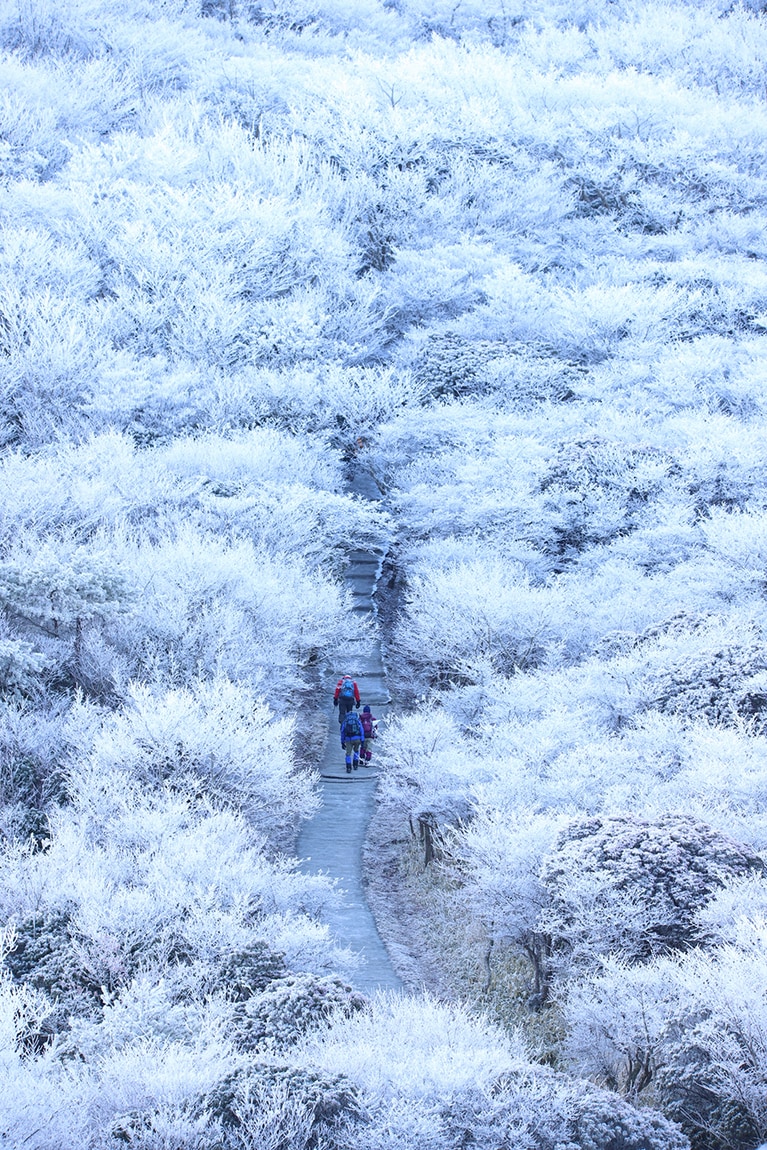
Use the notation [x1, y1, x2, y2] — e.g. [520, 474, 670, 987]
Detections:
[1, 0, 767, 1145]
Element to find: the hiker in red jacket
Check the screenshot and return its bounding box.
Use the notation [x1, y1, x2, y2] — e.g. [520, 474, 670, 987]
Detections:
[333, 674, 360, 724]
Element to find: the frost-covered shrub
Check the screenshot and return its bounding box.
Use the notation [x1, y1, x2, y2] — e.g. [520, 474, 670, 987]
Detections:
[566, 919, 767, 1149]
[563, 956, 677, 1099]
[233, 973, 367, 1052]
[64, 1022, 238, 1150]
[541, 813, 764, 974]
[4, 909, 102, 1038]
[440, 1070, 688, 1150]
[0, 532, 130, 642]
[0, 79, 69, 184]
[567, 1084, 689, 1150]
[0, 285, 106, 447]
[0, 0, 106, 59]
[72, 678, 317, 836]
[0, 698, 69, 839]
[376, 240, 496, 332]
[206, 1062, 366, 1150]
[702, 505, 767, 576]
[107, 1105, 221, 1150]
[374, 708, 487, 832]
[205, 941, 287, 1003]
[535, 436, 678, 560]
[0, 635, 50, 700]
[97, 526, 357, 700]
[392, 557, 556, 687]
[412, 333, 515, 399]
[295, 991, 524, 1098]
[655, 923, 767, 1150]
[0, 527, 133, 695]
[628, 617, 767, 729]
[447, 803, 565, 1004]
[206, 363, 425, 446]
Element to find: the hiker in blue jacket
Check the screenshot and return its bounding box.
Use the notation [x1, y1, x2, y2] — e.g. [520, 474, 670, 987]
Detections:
[340, 707, 364, 773]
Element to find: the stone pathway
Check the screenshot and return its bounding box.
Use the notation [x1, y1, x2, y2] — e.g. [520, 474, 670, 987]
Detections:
[296, 468, 402, 993]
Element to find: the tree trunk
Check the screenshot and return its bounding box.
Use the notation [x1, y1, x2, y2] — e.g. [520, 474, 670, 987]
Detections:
[417, 812, 437, 866]
[74, 615, 83, 675]
[482, 926, 495, 992]
[523, 931, 551, 1009]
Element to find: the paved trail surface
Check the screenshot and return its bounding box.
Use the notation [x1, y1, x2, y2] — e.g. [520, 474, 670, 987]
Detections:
[297, 466, 402, 993]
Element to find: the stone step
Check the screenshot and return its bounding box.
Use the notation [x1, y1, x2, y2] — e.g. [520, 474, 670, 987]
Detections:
[347, 551, 383, 566]
[349, 582, 376, 598]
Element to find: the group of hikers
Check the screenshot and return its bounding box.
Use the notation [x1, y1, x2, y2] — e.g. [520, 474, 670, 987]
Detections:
[333, 674, 377, 774]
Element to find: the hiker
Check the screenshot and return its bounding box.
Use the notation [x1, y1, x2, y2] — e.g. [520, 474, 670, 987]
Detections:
[333, 673, 360, 724]
[340, 707, 364, 773]
[359, 705, 378, 765]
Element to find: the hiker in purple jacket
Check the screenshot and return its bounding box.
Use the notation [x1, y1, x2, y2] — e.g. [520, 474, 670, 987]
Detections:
[359, 705, 378, 765]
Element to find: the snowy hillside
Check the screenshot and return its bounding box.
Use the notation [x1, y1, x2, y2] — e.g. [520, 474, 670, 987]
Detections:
[2, 0, 767, 1146]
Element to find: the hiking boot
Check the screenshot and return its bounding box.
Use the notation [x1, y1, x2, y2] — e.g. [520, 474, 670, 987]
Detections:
[352, 760, 359, 770]
[346, 764, 352, 774]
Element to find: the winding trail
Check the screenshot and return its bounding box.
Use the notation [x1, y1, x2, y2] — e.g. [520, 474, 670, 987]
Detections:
[297, 468, 402, 994]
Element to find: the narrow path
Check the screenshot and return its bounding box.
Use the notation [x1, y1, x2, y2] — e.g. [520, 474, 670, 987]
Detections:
[297, 467, 402, 994]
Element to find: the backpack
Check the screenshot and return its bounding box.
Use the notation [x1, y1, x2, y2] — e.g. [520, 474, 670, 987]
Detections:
[339, 677, 355, 699]
[360, 712, 374, 737]
[343, 711, 362, 740]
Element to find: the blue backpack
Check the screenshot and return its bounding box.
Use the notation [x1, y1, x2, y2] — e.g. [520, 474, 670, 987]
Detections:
[339, 677, 355, 699]
[343, 711, 362, 740]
